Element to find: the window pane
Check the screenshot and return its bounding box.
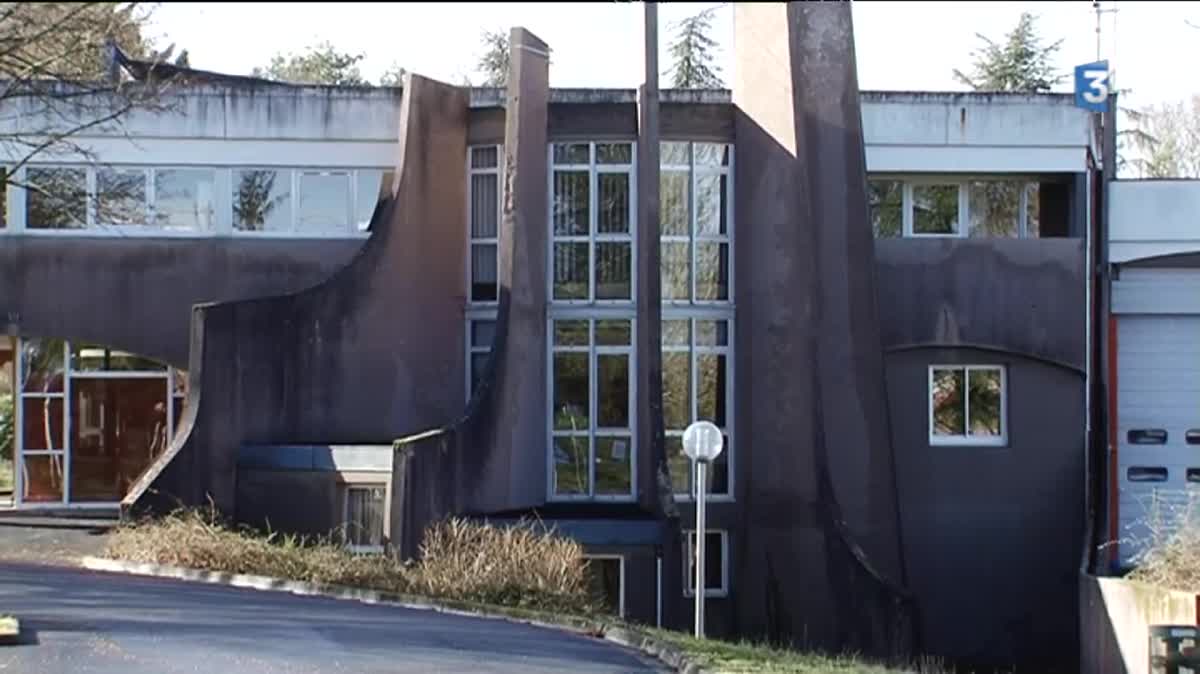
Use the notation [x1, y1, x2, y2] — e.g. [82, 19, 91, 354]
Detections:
[869, 180, 902, 238]
[912, 184, 959, 235]
[96, 168, 147, 225]
[694, 143, 729, 167]
[21, 397, 64, 450]
[26, 167, 86, 229]
[661, 171, 690, 236]
[596, 143, 632, 164]
[155, 169, 214, 230]
[70, 344, 166, 372]
[667, 437, 690, 494]
[696, 320, 728, 347]
[471, 146, 499, 169]
[595, 320, 631, 346]
[595, 436, 632, 495]
[696, 242, 729, 301]
[346, 485, 386, 547]
[471, 320, 496, 348]
[553, 435, 589, 495]
[232, 169, 291, 232]
[931, 368, 966, 436]
[585, 558, 622, 616]
[595, 242, 631, 300]
[553, 143, 590, 165]
[70, 377, 169, 502]
[554, 320, 589, 346]
[597, 173, 629, 234]
[0, 167, 7, 227]
[553, 171, 589, 235]
[21, 339, 65, 393]
[470, 352, 490, 394]
[471, 173, 499, 238]
[706, 445, 730, 495]
[597, 354, 629, 428]
[355, 170, 384, 231]
[661, 241, 691, 301]
[697, 354, 727, 427]
[663, 352, 691, 430]
[22, 455, 63, 503]
[553, 242, 589, 300]
[662, 320, 690, 347]
[968, 181, 1021, 238]
[553, 353, 589, 430]
[298, 172, 349, 232]
[968, 369, 1003, 438]
[471, 243, 498, 302]
[661, 142, 689, 166]
[1025, 183, 1040, 237]
[696, 174, 727, 236]
[686, 531, 725, 592]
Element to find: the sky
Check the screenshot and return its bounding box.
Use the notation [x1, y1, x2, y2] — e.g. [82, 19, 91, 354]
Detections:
[144, 1, 1199, 112]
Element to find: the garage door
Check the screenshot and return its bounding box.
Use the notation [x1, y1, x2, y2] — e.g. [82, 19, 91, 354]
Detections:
[1116, 310, 1200, 568]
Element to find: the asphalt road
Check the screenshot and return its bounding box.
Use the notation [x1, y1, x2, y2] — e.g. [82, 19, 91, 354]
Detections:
[0, 563, 664, 674]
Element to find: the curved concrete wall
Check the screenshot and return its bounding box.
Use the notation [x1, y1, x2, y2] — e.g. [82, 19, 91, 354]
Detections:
[0, 236, 362, 367]
[127, 75, 469, 513]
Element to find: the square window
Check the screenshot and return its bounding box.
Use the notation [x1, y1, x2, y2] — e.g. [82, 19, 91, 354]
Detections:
[344, 484, 386, 552]
[154, 168, 215, 231]
[683, 530, 728, 597]
[553, 143, 591, 165]
[96, 168, 148, 226]
[471, 146, 499, 169]
[929, 365, 1005, 445]
[233, 169, 292, 232]
[968, 181, 1022, 238]
[596, 143, 632, 165]
[912, 184, 959, 235]
[27, 167, 87, 229]
[298, 171, 350, 232]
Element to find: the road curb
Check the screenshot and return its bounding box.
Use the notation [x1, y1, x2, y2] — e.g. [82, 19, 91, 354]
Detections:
[79, 556, 709, 673]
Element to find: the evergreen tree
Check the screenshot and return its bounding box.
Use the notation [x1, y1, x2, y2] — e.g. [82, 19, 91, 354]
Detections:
[953, 12, 1064, 93]
[253, 41, 368, 86]
[666, 7, 723, 89]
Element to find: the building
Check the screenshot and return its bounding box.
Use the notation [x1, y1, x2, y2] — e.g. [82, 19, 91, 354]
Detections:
[0, 4, 1101, 670]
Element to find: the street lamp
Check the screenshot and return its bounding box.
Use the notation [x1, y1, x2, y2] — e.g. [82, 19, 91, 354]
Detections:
[682, 420, 723, 639]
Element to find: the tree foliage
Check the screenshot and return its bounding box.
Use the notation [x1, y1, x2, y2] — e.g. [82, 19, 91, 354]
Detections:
[378, 62, 407, 87]
[953, 12, 1064, 93]
[666, 7, 723, 89]
[477, 30, 509, 87]
[1126, 95, 1200, 179]
[253, 41, 368, 86]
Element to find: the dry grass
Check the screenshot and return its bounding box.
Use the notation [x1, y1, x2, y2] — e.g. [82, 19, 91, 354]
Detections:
[105, 507, 598, 614]
[1124, 489, 1200, 592]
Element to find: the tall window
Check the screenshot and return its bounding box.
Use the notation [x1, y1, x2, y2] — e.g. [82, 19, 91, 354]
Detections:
[469, 145, 502, 303]
[871, 178, 1041, 239]
[550, 142, 635, 302]
[549, 318, 635, 500]
[661, 141, 734, 501]
[929, 365, 1006, 446]
[343, 483, 387, 554]
[466, 318, 495, 400]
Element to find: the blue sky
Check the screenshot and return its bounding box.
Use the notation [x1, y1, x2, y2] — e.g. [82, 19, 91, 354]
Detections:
[146, 2, 1197, 111]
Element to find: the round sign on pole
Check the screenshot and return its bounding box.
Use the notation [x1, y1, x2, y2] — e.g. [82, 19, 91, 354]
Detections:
[683, 420, 723, 463]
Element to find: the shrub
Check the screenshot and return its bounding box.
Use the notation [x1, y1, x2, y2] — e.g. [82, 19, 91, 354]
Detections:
[1125, 490, 1200, 592]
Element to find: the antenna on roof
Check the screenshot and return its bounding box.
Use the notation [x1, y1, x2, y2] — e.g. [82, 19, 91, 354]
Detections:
[1093, 1, 1119, 81]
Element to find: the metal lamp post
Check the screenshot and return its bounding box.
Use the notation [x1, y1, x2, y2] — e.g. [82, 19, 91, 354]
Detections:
[682, 420, 724, 639]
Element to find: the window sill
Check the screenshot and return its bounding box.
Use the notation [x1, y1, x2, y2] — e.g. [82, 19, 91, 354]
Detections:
[928, 436, 1007, 448]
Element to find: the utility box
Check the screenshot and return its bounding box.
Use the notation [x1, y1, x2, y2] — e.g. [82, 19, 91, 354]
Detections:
[1151, 625, 1200, 674]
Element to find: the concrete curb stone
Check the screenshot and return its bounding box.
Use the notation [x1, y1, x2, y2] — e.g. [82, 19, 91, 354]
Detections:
[79, 556, 710, 673]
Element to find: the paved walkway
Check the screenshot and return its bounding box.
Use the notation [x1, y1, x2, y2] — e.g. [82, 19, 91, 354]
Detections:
[0, 563, 664, 673]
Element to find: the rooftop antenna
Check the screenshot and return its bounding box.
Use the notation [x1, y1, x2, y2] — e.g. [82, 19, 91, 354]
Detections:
[1093, 0, 1119, 84]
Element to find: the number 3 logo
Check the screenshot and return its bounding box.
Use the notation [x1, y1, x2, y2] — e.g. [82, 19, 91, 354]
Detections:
[1082, 69, 1109, 104]
[1074, 60, 1110, 112]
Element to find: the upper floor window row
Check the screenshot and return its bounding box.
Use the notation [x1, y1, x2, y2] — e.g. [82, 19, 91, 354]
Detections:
[870, 178, 1042, 239]
[3, 164, 385, 236]
[661, 142, 732, 303]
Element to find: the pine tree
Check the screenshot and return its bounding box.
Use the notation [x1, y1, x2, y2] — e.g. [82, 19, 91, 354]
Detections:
[667, 7, 723, 89]
[953, 12, 1064, 93]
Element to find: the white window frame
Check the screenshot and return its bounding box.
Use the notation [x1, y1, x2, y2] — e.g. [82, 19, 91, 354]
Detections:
[660, 142, 735, 307]
[546, 314, 637, 502]
[1, 164, 379, 239]
[662, 312, 734, 502]
[682, 529, 729, 598]
[870, 174, 1041, 240]
[547, 141, 638, 305]
[583, 554, 626, 618]
[342, 481, 389, 555]
[927, 364, 1008, 447]
[467, 144, 504, 306]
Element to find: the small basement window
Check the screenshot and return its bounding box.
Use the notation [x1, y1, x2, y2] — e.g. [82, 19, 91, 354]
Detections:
[683, 530, 728, 598]
[343, 484, 387, 554]
[929, 365, 1006, 446]
[583, 555, 625, 618]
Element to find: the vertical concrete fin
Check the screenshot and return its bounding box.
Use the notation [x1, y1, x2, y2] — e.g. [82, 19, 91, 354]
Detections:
[734, 1, 913, 658]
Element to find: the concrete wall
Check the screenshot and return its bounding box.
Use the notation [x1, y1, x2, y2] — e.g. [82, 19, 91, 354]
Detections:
[125, 75, 470, 515]
[1109, 180, 1200, 263]
[1080, 574, 1198, 674]
[0, 236, 359, 368]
